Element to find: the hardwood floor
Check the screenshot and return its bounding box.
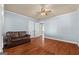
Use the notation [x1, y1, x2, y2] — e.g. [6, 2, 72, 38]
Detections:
[4, 37, 79, 55]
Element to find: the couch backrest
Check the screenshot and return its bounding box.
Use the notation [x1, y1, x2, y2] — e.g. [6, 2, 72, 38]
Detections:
[6, 31, 27, 38]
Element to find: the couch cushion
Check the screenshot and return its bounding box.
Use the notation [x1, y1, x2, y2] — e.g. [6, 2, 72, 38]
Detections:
[13, 32, 19, 38]
[6, 32, 19, 38]
[19, 31, 26, 37]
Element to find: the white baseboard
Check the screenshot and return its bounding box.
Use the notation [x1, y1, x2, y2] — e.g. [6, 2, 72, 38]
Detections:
[31, 35, 41, 39]
[45, 36, 79, 46]
[30, 36, 79, 47]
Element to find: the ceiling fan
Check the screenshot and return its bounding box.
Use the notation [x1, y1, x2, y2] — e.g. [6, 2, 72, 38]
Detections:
[34, 4, 53, 16]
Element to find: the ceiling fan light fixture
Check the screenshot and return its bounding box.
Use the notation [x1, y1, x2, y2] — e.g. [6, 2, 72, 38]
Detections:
[35, 5, 53, 16]
[41, 12, 46, 16]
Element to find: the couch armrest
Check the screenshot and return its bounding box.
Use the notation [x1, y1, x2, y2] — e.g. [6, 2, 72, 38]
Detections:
[4, 36, 12, 42]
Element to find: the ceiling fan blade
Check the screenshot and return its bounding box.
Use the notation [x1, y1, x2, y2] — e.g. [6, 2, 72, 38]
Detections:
[33, 4, 54, 16]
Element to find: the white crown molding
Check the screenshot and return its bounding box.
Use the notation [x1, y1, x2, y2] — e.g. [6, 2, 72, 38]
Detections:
[39, 11, 78, 22]
[4, 10, 38, 22]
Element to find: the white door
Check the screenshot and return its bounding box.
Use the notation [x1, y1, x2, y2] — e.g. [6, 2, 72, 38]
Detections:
[40, 23, 45, 45]
[28, 21, 35, 38]
[35, 23, 40, 37]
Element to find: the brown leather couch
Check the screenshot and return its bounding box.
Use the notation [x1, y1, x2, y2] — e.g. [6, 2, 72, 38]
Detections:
[3, 31, 31, 48]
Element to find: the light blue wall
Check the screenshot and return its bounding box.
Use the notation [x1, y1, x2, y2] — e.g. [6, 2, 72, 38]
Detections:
[4, 10, 79, 43]
[4, 11, 37, 37]
[40, 11, 79, 43]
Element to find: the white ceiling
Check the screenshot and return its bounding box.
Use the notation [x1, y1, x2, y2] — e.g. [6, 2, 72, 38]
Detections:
[4, 4, 79, 20]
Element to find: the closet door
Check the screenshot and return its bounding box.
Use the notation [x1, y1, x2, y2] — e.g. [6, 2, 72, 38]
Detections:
[34, 23, 45, 37]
